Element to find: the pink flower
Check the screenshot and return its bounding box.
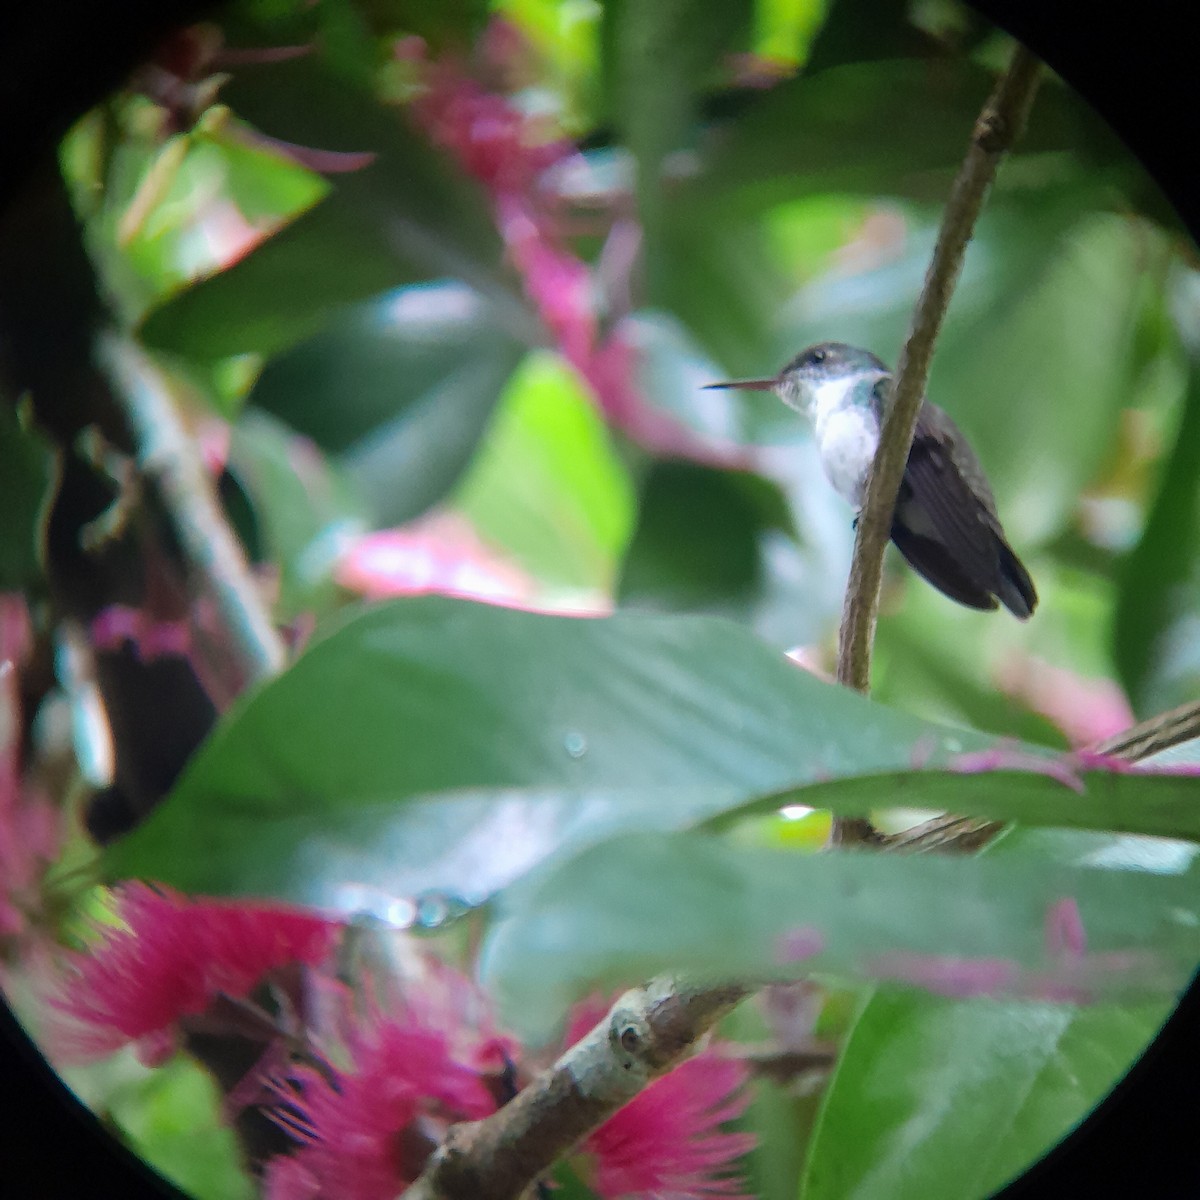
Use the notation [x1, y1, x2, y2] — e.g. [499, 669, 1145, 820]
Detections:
[47, 883, 339, 1064]
[1, 594, 60, 950]
[264, 998, 499, 1199]
[334, 512, 534, 606]
[994, 654, 1135, 748]
[495, 191, 595, 366]
[583, 1055, 755, 1198]
[566, 1001, 756, 1199]
[411, 56, 570, 197]
[263, 1154, 321, 1200]
[261, 972, 752, 1199]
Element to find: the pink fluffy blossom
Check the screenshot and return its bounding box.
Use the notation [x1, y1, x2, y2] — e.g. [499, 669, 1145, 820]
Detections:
[47, 883, 339, 1065]
[262, 975, 754, 1200]
[265, 1014, 497, 1200]
[583, 1055, 755, 1198]
[566, 1000, 756, 1199]
[263, 969, 507, 1200]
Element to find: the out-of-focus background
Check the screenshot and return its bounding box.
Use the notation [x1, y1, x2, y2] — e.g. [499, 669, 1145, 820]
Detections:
[4, 1, 1200, 1196]
[38, 0, 1199, 748]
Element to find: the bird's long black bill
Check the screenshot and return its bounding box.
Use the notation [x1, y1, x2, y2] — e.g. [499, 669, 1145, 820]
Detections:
[702, 379, 776, 391]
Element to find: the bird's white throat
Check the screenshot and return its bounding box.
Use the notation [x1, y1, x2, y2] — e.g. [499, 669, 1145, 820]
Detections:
[783, 374, 883, 508]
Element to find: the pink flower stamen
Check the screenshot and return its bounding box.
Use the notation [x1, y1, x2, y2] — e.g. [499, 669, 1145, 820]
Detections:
[46, 884, 339, 1064]
[263, 992, 499, 1200]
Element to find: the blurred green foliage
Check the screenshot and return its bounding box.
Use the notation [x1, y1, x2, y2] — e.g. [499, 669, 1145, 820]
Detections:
[63, 1051, 254, 1200]
[0, 403, 54, 589]
[21, 0, 1200, 1195]
[455, 353, 635, 591]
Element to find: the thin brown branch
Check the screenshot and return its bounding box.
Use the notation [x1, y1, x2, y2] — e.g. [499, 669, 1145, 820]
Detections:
[832, 43, 1043, 846]
[399, 979, 748, 1200]
[881, 813, 1004, 854]
[882, 700, 1200, 854]
[98, 334, 287, 684]
[1093, 699, 1200, 763]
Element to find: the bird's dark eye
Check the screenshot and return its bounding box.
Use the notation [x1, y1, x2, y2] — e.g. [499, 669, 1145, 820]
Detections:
[809, 347, 827, 364]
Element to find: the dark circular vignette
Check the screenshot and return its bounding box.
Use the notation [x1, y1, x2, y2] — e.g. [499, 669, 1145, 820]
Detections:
[2, 0, 221, 213]
[0, 998, 185, 1198]
[1, 0, 1198, 1197]
[970, 0, 1198, 244]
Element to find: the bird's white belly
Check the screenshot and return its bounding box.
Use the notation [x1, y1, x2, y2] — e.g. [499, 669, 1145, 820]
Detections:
[815, 408, 880, 508]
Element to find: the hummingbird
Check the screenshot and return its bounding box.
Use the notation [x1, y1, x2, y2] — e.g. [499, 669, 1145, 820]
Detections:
[705, 342, 1037, 618]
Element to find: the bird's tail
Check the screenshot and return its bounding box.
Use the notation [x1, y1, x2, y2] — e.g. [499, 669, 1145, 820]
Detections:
[995, 540, 1037, 620]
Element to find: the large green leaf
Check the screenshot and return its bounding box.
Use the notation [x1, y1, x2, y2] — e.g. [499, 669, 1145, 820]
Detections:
[105, 599, 1200, 913]
[1113, 343, 1200, 717]
[479, 830, 1198, 1039]
[801, 990, 1169, 1200]
[617, 460, 782, 619]
[96, 599, 966, 903]
[454, 353, 635, 592]
[615, 457, 847, 649]
[600, 0, 754, 294]
[246, 283, 526, 526]
[138, 55, 525, 360]
[103, 1055, 254, 1200]
[803, 0, 939, 74]
[800, 818, 1189, 1200]
[681, 62, 1105, 219]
